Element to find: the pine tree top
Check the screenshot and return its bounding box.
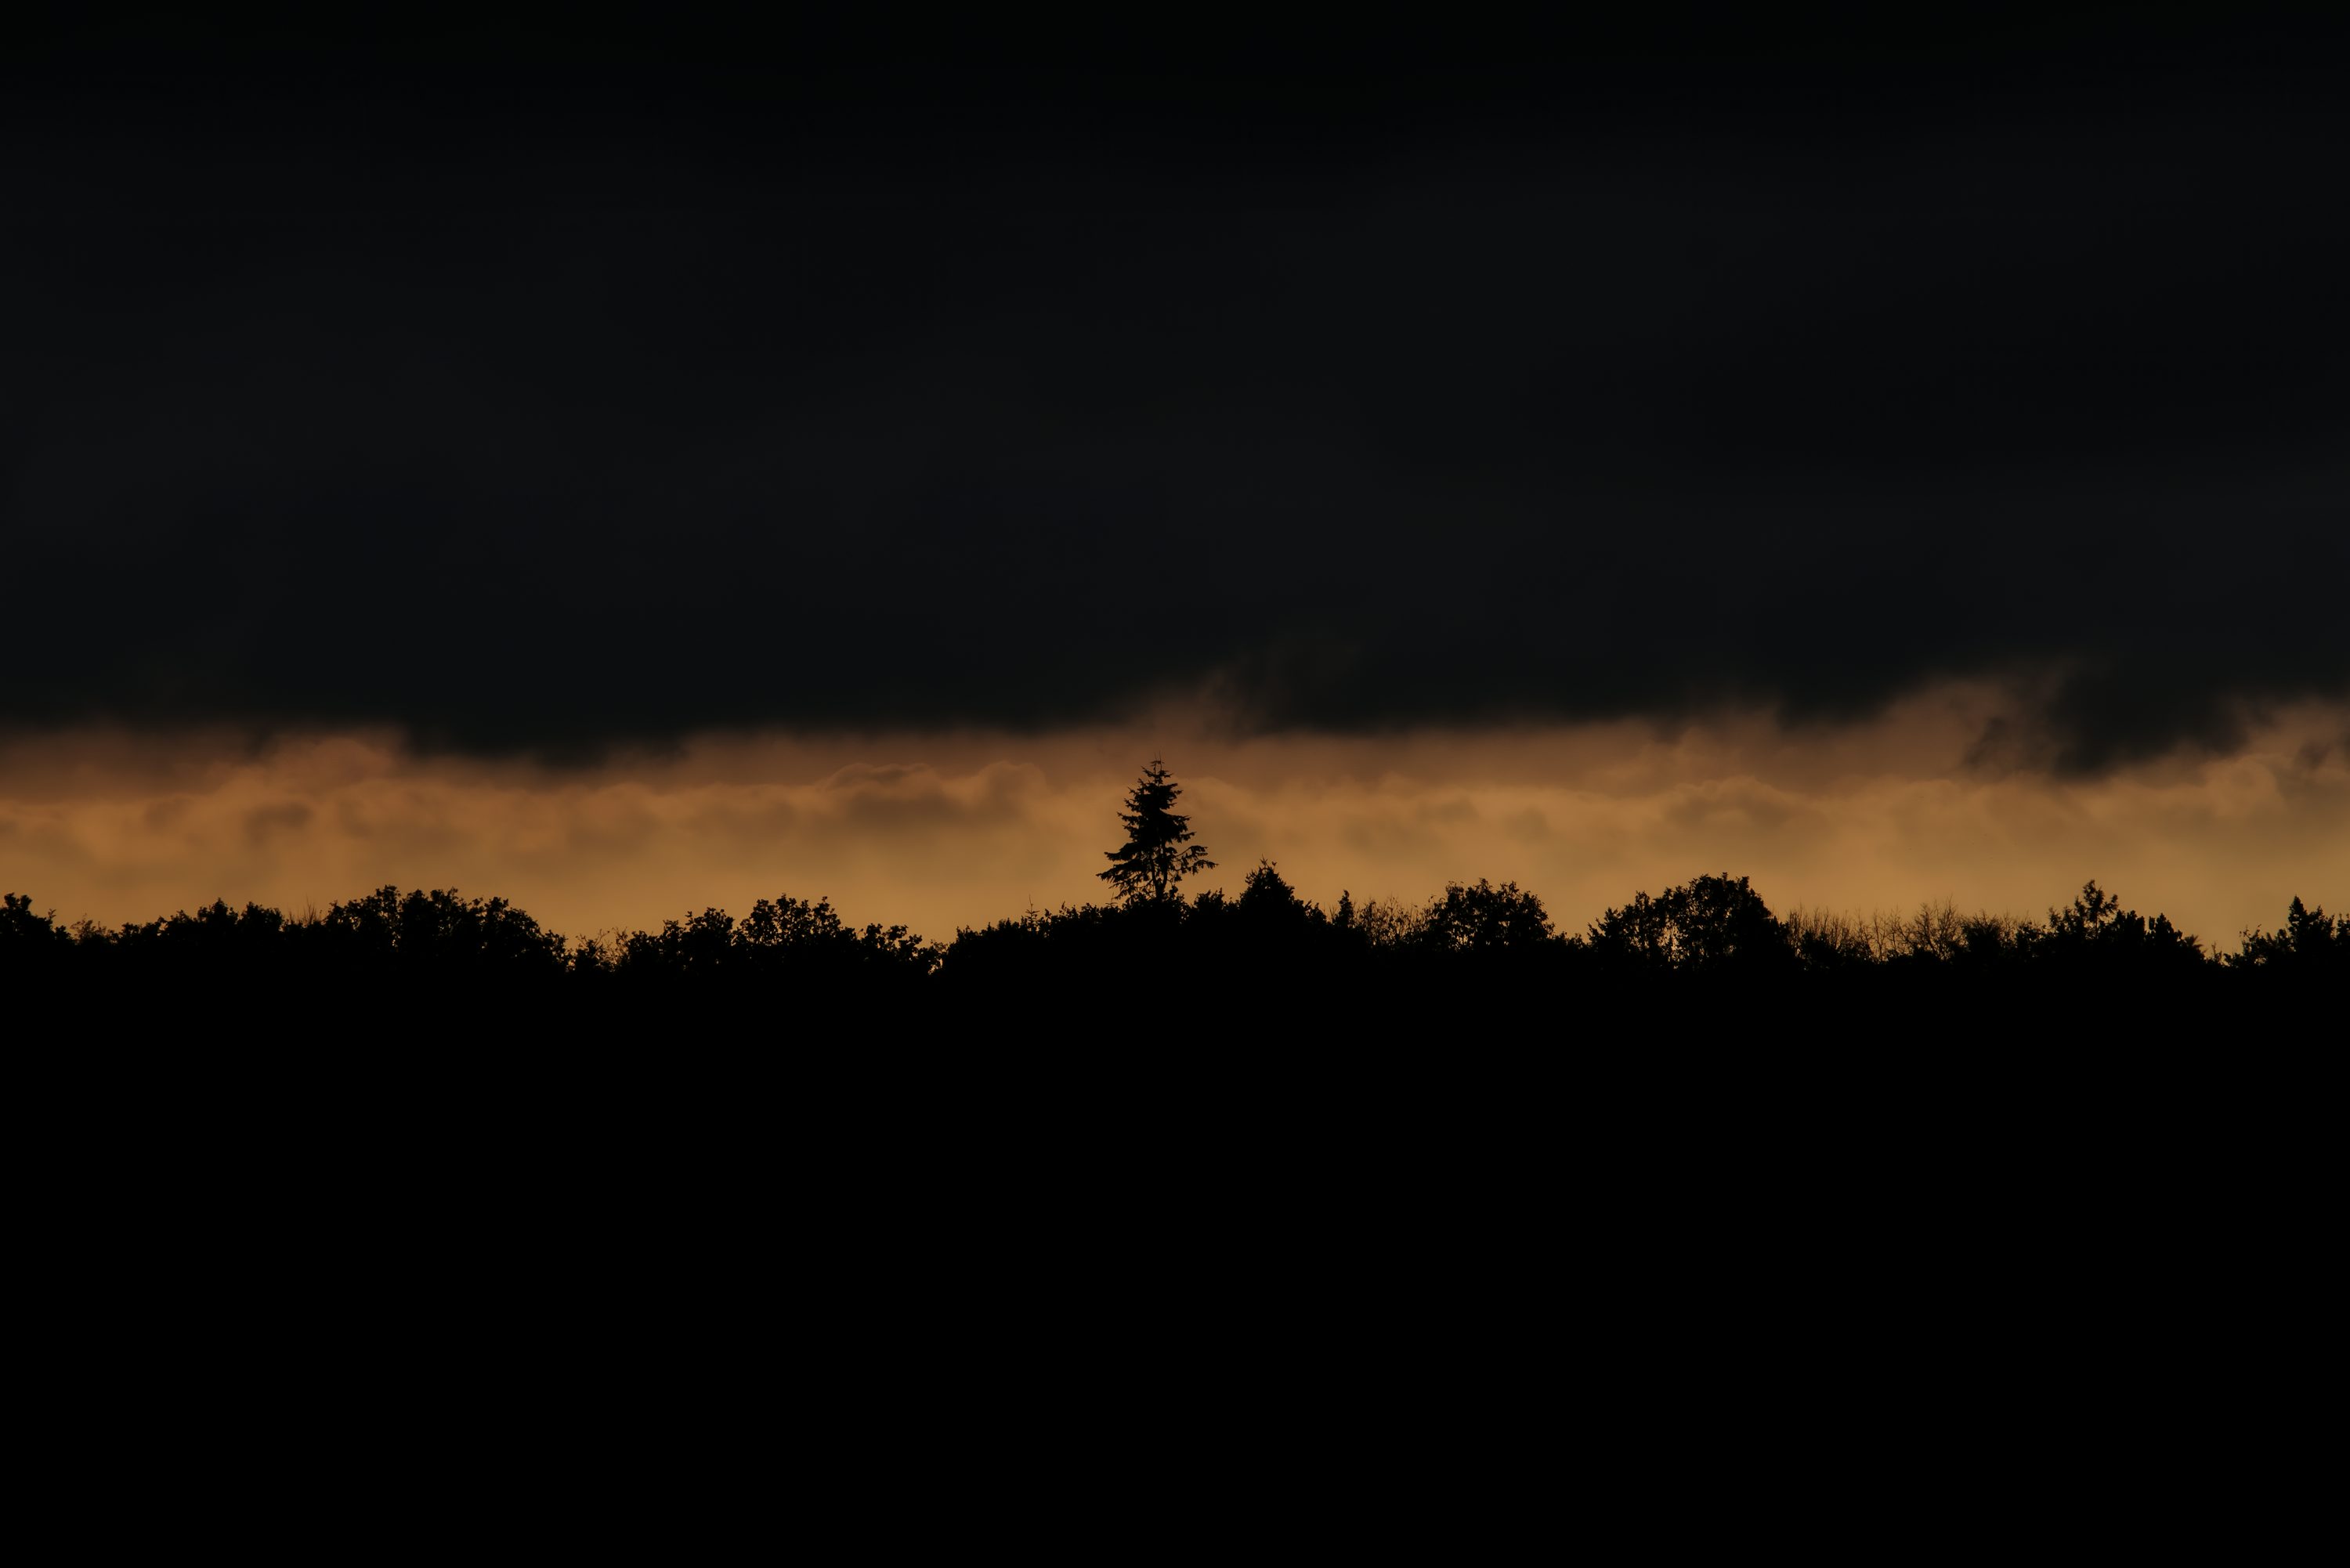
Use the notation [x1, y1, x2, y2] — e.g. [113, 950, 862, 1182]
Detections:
[1100, 757, 1214, 903]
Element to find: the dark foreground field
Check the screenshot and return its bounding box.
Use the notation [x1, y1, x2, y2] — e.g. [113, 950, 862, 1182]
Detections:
[9, 869, 2329, 1540]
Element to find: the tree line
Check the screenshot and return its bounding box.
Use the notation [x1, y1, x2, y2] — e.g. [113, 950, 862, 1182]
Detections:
[3, 864, 2340, 1002]
[2, 760, 2340, 1014]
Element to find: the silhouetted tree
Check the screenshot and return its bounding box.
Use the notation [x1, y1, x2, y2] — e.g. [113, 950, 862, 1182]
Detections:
[1415, 879, 1556, 952]
[305, 884, 568, 978]
[1236, 860, 1322, 928]
[2030, 880, 2208, 978]
[0, 893, 68, 966]
[1099, 758, 1215, 904]
[738, 894, 937, 982]
[2231, 895, 2345, 974]
[1589, 873, 1791, 975]
[580, 891, 940, 995]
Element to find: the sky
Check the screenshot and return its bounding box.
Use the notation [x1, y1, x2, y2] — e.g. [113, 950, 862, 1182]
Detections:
[4, 10, 2346, 943]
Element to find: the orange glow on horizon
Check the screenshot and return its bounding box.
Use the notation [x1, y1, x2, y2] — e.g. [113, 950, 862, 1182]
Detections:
[3, 686, 2346, 951]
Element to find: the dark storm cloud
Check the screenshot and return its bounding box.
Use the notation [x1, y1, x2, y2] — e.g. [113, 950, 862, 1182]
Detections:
[4, 13, 2345, 768]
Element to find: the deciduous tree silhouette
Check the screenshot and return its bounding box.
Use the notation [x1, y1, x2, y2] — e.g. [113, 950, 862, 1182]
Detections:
[1589, 873, 1791, 974]
[1099, 758, 1215, 904]
[1415, 879, 1555, 952]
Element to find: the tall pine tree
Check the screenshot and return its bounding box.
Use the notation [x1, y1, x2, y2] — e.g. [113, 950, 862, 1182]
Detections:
[1099, 758, 1215, 904]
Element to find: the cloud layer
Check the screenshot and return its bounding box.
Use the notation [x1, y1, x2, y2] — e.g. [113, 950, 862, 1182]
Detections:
[3, 18, 2345, 764]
